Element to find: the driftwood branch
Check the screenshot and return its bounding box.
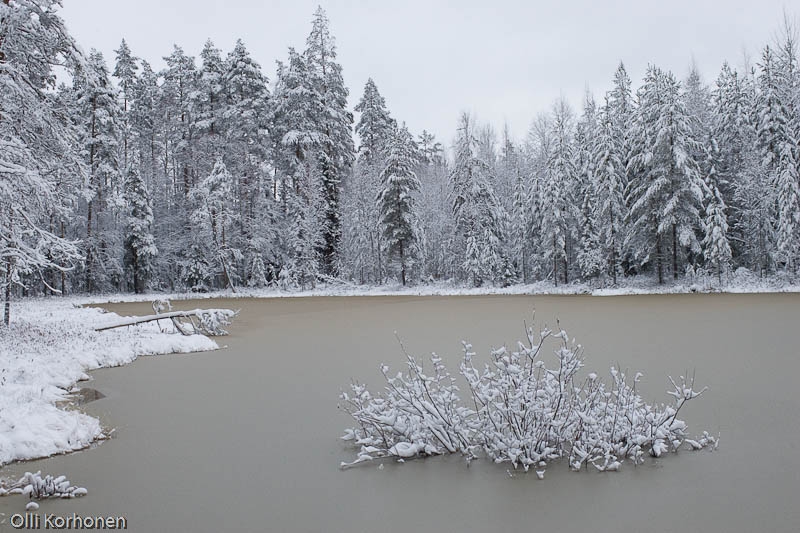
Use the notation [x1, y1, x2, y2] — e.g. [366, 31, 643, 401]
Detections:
[95, 308, 238, 336]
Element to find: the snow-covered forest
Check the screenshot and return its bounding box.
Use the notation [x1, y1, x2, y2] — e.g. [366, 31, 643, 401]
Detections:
[3, 1, 800, 322]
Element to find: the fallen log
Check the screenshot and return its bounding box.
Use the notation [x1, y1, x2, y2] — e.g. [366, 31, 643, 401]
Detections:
[95, 308, 238, 336]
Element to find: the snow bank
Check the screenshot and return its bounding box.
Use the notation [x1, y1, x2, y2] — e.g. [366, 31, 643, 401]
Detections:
[0, 299, 218, 466]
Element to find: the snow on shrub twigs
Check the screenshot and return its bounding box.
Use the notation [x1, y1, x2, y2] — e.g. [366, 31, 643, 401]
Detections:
[340, 317, 717, 474]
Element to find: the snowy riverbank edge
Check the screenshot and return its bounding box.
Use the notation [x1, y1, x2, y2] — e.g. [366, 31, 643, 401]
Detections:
[0, 300, 218, 467]
[80, 272, 800, 304]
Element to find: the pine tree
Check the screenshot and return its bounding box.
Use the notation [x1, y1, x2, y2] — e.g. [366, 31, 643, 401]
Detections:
[377, 125, 420, 285]
[123, 166, 157, 293]
[161, 45, 199, 193]
[418, 130, 444, 167]
[195, 39, 226, 169]
[113, 39, 138, 171]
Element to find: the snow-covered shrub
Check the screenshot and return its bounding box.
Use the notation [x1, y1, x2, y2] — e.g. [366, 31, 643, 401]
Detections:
[0, 471, 86, 500]
[340, 319, 715, 474]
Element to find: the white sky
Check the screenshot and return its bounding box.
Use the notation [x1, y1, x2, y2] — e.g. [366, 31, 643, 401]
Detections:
[59, 0, 794, 144]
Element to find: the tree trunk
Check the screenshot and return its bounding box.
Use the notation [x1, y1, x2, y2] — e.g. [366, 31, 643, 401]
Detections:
[610, 209, 617, 285]
[399, 240, 406, 286]
[132, 252, 140, 294]
[553, 235, 558, 287]
[60, 222, 66, 296]
[0, 1, 7, 68]
[522, 247, 528, 284]
[4, 257, 11, 326]
[86, 200, 93, 292]
[86, 95, 99, 293]
[672, 223, 678, 280]
[0, 4, 8, 323]
[656, 234, 663, 285]
[376, 230, 382, 285]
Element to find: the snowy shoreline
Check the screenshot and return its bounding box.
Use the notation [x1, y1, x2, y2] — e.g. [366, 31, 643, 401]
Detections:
[0, 300, 218, 468]
[80, 273, 800, 305]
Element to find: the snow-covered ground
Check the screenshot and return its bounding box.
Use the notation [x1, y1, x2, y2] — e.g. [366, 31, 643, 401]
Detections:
[84, 269, 800, 304]
[0, 299, 217, 467]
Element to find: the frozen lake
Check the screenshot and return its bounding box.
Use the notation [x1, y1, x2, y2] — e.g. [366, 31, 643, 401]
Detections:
[1, 294, 799, 532]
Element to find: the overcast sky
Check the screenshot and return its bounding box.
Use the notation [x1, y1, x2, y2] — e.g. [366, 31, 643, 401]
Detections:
[59, 0, 794, 144]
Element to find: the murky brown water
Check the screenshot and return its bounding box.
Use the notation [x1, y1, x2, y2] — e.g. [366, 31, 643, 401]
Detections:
[1, 294, 799, 532]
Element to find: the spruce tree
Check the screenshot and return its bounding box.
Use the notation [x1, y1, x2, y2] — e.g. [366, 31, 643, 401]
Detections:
[304, 7, 355, 275]
[223, 39, 271, 282]
[627, 66, 705, 283]
[594, 101, 627, 284]
[377, 125, 420, 285]
[541, 99, 578, 285]
[123, 166, 157, 293]
[575, 94, 603, 281]
[775, 141, 800, 269]
[74, 50, 125, 293]
[451, 114, 505, 286]
[703, 170, 732, 283]
[342, 78, 395, 283]
[354, 78, 396, 165]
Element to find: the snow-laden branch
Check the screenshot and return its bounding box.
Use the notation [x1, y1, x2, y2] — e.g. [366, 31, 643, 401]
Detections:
[95, 308, 238, 336]
[340, 318, 716, 474]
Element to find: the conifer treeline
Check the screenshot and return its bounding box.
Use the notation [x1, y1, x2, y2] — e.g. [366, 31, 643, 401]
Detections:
[2, 2, 799, 320]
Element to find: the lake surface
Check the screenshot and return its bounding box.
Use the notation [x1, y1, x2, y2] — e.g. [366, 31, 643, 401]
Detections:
[1, 294, 799, 532]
